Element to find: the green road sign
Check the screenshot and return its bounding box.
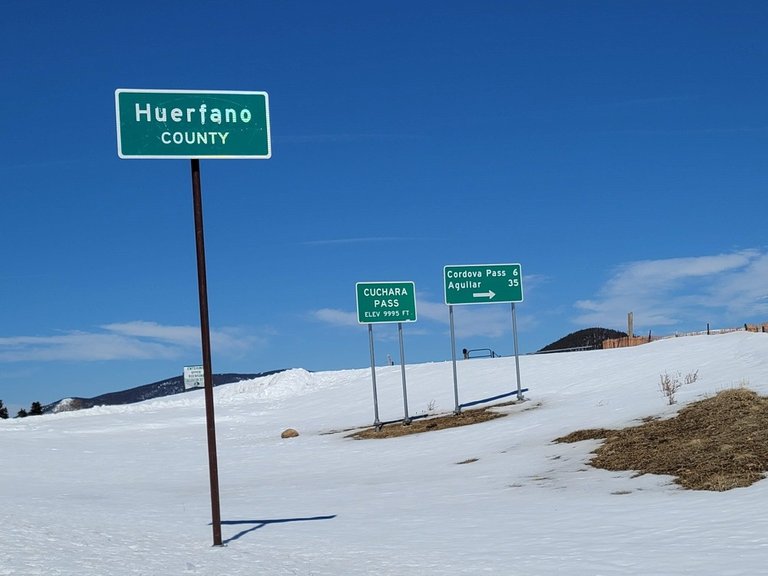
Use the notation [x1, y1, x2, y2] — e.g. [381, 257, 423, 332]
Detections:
[444, 263, 523, 305]
[115, 89, 271, 159]
[356, 281, 417, 324]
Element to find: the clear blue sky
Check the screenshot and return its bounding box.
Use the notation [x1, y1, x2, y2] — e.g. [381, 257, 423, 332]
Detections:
[2, 0, 768, 411]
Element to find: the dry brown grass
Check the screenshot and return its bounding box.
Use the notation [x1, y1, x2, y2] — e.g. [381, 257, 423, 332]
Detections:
[347, 406, 508, 439]
[556, 388, 768, 491]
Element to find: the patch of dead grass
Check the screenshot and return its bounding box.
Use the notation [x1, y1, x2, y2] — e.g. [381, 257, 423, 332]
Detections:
[347, 406, 507, 439]
[555, 388, 768, 491]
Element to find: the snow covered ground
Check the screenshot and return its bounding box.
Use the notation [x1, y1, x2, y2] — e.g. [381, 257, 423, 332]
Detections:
[2, 331, 768, 575]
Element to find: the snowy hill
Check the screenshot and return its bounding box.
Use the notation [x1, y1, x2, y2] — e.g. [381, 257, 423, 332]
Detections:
[537, 326, 628, 352]
[43, 371, 283, 413]
[2, 331, 768, 575]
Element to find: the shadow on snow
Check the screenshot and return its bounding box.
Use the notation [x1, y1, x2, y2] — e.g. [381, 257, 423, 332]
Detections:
[215, 515, 337, 544]
[460, 388, 528, 409]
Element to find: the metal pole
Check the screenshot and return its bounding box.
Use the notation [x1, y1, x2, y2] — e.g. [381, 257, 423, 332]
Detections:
[368, 324, 381, 429]
[449, 305, 460, 414]
[398, 322, 411, 424]
[511, 302, 523, 401]
[191, 159, 223, 547]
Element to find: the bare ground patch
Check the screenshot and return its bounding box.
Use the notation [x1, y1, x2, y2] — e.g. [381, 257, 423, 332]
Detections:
[555, 388, 768, 491]
[347, 405, 513, 440]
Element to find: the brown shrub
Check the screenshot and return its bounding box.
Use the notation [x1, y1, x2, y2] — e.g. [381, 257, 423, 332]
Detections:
[556, 388, 768, 491]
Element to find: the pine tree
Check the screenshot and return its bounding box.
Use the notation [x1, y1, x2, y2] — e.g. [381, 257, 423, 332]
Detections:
[29, 401, 43, 416]
[0, 400, 8, 419]
[16, 408, 28, 418]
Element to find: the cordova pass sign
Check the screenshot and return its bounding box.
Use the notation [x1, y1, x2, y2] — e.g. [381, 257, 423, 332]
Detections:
[115, 89, 271, 159]
[444, 263, 523, 305]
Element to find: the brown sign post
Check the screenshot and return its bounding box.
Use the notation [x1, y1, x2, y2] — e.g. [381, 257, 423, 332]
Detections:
[190, 158, 222, 545]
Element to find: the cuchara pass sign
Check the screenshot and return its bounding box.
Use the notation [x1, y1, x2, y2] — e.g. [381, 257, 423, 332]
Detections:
[115, 89, 271, 159]
[356, 281, 417, 324]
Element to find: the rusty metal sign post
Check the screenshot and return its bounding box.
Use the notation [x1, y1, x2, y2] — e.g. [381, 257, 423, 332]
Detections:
[115, 89, 271, 547]
[190, 158, 222, 545]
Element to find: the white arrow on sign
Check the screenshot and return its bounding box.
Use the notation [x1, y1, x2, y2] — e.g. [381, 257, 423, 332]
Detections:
[473, 290, 496, 300]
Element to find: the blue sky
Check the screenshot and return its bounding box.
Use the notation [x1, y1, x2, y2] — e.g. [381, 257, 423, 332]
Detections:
[3, 0, 768, 411]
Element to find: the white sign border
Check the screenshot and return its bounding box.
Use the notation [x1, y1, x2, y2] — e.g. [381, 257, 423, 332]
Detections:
[115, 88, 272, 160]
[443, 262, 524, 305]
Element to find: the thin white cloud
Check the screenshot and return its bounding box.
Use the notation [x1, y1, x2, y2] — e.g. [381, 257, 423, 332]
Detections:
[101, 321, 201, 346]
[517, 273, 548, 298]
[451, 305, 512, 339]
[414, 299, 514, 339]
[103, 321, 254, 355]
[0, 332, 178, 362]
[312, 308, 359, 328]
[574, 250, 768, 331]
[300, 237, 424, 247]
[616, 95, 695, 107]
[0, 322, 254, 363]
[311, 296, 517, 341]
[413, 300, 447, 323]
[282, 132, 419, 144]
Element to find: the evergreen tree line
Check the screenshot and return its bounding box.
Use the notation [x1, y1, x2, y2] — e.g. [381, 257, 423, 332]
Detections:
[0, 400, 43, 419]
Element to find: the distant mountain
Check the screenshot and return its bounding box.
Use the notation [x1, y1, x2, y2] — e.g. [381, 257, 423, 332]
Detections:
[538, 327, 628, 353]
[43, 370, 285, 414]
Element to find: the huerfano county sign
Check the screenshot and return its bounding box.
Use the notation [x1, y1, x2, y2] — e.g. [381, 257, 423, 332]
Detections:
[115, 89, 271, 159]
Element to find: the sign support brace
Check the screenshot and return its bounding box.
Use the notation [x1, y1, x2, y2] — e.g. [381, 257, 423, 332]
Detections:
[449, 305, 460, 414]
[398, 322, 411, 425]
[511, 303, 523, 401]
[367, 325, 382, 430]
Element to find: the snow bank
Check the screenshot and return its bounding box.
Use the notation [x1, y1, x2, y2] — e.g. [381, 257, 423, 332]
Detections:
[2, 332, 768, 575]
